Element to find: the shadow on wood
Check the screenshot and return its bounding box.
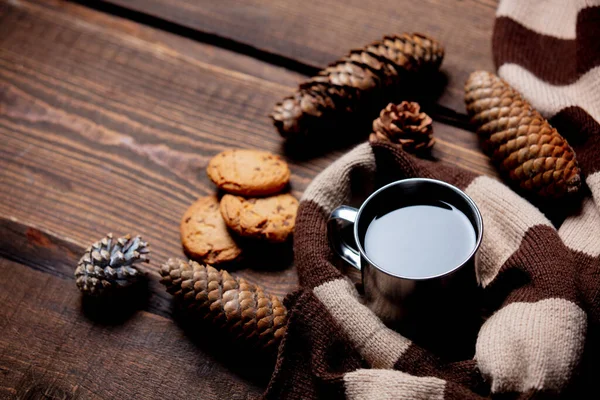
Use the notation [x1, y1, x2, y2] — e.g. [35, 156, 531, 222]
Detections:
[171, 305, 276, 388]
[18, 380, 76, 400]
[238, 241, 295, 272]
[80, 279, 151, 325]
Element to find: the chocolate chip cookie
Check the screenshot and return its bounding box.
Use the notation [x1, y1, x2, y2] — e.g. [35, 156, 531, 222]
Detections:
[207, 149, 290, 196]
[220, 193, 298, 243]
[180, 195, 242, 264]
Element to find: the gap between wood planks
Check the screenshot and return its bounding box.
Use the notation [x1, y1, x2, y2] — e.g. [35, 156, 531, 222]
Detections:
[70, 0, 321, 77]
[0, 216, 174, 319]
[0, 2, 496, 394]
[0, 0, 493, 295]
[0, 218, 277, 397]
[70, 0, 474, 130]
[0, 256, 270, 399]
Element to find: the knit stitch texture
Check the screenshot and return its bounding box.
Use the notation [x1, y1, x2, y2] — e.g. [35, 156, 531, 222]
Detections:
[264, 1, 600, 398]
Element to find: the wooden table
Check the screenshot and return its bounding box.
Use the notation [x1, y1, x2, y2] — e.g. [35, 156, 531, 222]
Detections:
[0, 0, 498, 398]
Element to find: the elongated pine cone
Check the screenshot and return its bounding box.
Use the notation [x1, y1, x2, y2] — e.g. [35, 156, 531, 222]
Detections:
[75, 234, 148, 296]
[272, 33, 444, 138]
[465, 71, 581, 197]
[159, 258, 287, 350]
[369, 101, 434, 152]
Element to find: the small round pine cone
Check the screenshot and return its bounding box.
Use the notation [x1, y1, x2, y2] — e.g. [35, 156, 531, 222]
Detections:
[465, 71, 581, 198]
[159, 258, 287, 350]
[74, 233, 148, 297]
[369, 101, 435, 153]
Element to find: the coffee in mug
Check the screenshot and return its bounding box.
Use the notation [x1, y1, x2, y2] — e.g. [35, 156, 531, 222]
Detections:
[328, 178, 484, 358]
[328, 178, 483, 323]
[363, 200, 477, 279]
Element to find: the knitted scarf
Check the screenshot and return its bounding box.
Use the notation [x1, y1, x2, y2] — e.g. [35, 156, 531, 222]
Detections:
[264, 1, 600, 399]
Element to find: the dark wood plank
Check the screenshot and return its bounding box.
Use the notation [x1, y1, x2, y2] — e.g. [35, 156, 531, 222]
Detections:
[0, 0, 495, 299]
[0, 216, 176, 319]
[1, 0, 315, 299]
[0, 0, 497, 397]
[98, 0, 498, 112]
[0, 256, 269, 399]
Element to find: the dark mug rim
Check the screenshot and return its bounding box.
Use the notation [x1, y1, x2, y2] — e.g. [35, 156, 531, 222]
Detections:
[353, 178, 484, 280]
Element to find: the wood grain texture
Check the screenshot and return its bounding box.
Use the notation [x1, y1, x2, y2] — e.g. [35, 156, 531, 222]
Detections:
[99, 0, 498, 112]
[1, 0, 312, 298]
[0, 216, 175, 318]
[0, 0, 494, 294]
[0, 257, 269, 399]
[0, 0, 496, 397]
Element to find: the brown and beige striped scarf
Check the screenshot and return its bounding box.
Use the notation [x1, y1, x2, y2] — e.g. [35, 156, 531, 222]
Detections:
[264, 1, 600, 399]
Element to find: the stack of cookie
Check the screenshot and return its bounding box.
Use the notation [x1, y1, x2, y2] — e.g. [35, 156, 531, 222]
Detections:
[180, 149, 298, 265]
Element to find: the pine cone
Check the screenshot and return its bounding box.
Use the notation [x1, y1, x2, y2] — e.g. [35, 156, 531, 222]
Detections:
[272, 33, 444, 138]
[465, 71, 581, 197]
[369, 102, 434, 152]
[75, 233, 148, 296]
[159, 258, 287, 350]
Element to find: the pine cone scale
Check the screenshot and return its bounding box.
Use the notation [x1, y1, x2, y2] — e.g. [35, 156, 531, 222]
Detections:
[369, 101, 435, 153]
[75, 234, 148, 296]
[272, 33, 444, 138]
[465, 71, 581, 197]
[345, 51, 398, 85]
[159, 258, 287, 350]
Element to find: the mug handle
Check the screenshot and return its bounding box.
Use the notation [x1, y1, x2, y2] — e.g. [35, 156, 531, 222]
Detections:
[328, 206, 361, 270]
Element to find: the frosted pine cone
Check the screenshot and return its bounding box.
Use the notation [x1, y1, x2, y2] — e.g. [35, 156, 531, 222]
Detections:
[159, 258, 287, 350]
[74, 234, 148, 296]
[465, 71, 581, 197]
[272, 33, 444, 138]
[369, 102, 434, 152]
